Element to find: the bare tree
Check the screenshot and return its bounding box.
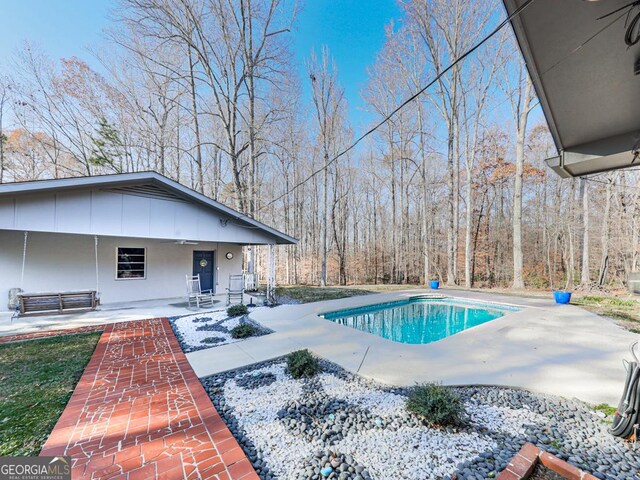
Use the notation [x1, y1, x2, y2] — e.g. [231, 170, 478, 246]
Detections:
[308, 48, 346, 287]
[505, 65, 535, 289]
[597, 174, 614, 286]
[459, 29, 506, 288]
[0, 76, 8, 183]
[402, 0, 496, 285]
[11, 46, 104, 176]
[186, 44, 204, 192]
[580, 178, 590, 286]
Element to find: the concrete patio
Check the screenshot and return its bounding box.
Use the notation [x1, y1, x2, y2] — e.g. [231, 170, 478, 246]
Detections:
[0, 295, 234, 337]
[187, 289, 640, 405]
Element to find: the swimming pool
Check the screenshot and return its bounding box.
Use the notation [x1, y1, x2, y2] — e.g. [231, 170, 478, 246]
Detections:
[322, 297, 519, 344]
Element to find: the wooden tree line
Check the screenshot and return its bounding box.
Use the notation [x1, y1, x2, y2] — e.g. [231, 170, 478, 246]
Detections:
[0, 0, 638, 290]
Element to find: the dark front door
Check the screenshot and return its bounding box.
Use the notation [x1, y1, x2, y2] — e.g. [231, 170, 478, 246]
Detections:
[193, 251, 215, 292]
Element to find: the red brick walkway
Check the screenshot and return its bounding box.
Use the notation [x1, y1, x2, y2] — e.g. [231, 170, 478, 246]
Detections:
[40, 318, 258, 480]
[0, 325, 106, 344]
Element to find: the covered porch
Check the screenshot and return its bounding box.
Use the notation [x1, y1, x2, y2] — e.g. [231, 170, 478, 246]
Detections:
[0, 230, 246, 307]
[0, 172, 296, 320]
[0, 230, 279, 336]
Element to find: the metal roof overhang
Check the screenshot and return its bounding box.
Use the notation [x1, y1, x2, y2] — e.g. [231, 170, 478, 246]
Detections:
[503, 0, 640, 177]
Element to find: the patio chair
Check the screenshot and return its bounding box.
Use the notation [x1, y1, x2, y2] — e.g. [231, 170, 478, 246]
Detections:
[186, 274, 215, 308]
[226, 274, 245, 305]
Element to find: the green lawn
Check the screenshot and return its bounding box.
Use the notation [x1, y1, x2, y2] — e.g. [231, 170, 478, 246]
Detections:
[593, 403, 617, 417]
[275, 285, 374, 304]
[570, 295, 640, 333]
[351, 284, 425, 293]
[0, 332, 101, 456]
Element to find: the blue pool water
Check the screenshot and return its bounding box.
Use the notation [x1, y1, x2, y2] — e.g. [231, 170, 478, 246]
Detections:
[322, 298, 518, 344]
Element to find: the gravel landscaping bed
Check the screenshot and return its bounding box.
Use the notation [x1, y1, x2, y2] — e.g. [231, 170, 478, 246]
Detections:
[168, 308, 272, 353]
[202, 358, 638, 480]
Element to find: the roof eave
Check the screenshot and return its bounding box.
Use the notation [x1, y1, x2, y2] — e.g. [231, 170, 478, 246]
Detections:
[0, 172, 298, 245]
[503, 0, 562, 153]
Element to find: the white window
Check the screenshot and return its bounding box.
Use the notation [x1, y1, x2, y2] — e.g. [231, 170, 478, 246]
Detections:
[116, 247, 146, 279]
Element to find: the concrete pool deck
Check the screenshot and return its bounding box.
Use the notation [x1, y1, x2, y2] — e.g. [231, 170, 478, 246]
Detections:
[186, 289, 639, 405]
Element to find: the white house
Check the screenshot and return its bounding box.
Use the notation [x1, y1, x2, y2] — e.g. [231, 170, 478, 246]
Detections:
[0, 172, 296, 311]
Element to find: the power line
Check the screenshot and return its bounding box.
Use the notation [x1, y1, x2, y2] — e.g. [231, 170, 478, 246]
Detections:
[259, 0, 638, 213]
[584, 172, 640, 191]
[589, 167, 640, 179]
[257, 0, 537, 212]
[538, 4, 633, 78]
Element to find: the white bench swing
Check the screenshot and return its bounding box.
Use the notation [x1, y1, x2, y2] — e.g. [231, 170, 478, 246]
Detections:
[13, 232, 99, 318]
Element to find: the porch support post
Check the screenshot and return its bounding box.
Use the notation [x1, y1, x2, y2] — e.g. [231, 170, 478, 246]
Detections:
[266, 244, 276, 306]
[94, 235, 100, 296]
[20, 231, 28, 288]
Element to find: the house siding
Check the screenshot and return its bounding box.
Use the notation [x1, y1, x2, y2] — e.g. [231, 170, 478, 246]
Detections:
[0, 187, 278, 244]
[0, 230, 243, 311]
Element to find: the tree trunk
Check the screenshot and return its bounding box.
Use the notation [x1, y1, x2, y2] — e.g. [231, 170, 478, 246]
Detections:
[512, 78, 533, 289]
[422, 150, 430, 283]
[446, 116, 457, 285]
[566, 179, 577, 289]
[187, 46, 204, 194]
[0, 84, 4, 184]
[598, 176, 612, 286]
[464, 165, 473, 288]
[321, 153, 328, 287]
[0, 116, 4, 184]
[580, 178, 590, 285]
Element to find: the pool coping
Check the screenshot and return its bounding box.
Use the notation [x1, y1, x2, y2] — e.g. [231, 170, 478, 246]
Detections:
[315, 293, 531, 350]
[319, 295, 523, 346]
[320, 294, 522, 317]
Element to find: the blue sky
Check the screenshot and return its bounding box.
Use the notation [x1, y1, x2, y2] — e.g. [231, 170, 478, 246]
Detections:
[0, 1, 111, 62]
[292, 1, 401, 129]
[0, 0, 399, 129]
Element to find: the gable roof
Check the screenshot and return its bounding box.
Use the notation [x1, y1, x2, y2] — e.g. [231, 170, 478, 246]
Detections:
[503, 0, 640, 177]
[0, 172, 297, 245]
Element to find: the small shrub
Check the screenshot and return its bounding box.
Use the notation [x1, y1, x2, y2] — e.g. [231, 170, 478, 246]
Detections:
[287, 349, 319, 379]
[406, 383, 465, 427]
[230, 323, 256, 339]
[227, 304, 249, 317]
